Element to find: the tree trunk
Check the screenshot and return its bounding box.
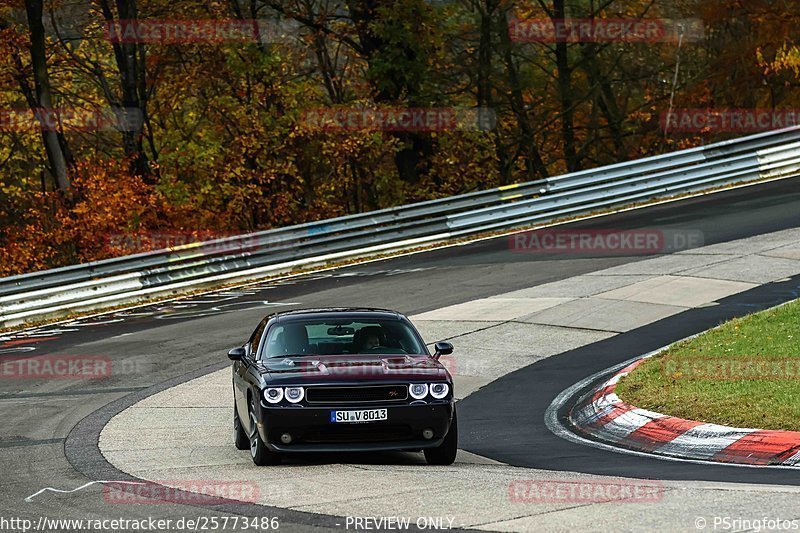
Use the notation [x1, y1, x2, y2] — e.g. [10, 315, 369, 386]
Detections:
[579, 43, 625, 160]
[24, 0, 70, 191]
[346, 0, 432, 185]
[476, 0, 511, 184]
[98, 0, 152, 180]
[552, 0, 579, 172]
[497, 8, 549, 180]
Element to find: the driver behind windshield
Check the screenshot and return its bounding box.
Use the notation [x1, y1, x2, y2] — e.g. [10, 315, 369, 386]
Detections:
[356, 326, 385, 352]
[262, 320, 425, 358]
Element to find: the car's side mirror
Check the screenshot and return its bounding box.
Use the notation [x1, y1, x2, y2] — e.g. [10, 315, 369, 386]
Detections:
[433, 341, 454, 359]
[227, 347, 246, 361]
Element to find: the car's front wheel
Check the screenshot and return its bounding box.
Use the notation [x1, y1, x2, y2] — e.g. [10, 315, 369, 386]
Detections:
[248, 396, 281, 466]
[424, 408, 458, 465]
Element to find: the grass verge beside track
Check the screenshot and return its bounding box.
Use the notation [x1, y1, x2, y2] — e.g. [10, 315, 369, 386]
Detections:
[616, 299, 800, 431]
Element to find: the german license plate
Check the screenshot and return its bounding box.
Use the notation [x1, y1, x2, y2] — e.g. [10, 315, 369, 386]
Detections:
[330, 408, 388, 423]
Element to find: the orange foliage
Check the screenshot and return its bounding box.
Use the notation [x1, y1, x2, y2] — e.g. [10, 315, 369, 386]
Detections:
[0, 158, 165, 275]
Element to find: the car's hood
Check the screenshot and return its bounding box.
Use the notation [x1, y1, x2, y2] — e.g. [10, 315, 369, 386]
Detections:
[257, 354, 448, 383]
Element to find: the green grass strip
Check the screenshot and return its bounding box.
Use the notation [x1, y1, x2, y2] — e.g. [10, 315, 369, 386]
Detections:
[616, 299, 800, 431]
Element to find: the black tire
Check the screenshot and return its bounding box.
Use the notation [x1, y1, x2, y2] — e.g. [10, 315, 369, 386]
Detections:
[424, 408, 458, 465]
[233, 405, 249, 450]
[248, 396, 281, 466]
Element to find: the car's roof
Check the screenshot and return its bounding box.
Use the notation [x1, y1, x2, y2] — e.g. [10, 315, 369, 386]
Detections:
[269, 308, 405, 323]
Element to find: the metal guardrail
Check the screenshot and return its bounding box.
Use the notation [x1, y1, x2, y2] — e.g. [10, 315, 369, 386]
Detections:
[2, 126, 800, 328]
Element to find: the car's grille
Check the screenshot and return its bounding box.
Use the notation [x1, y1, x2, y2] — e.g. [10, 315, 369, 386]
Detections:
[301, 424, 414, 444]
[305, 385, 408, 404]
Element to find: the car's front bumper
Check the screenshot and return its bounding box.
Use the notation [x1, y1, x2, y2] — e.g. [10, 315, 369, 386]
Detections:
[256, 401, 455, 453]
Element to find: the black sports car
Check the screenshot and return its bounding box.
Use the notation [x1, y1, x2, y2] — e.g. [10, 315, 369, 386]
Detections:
[228, 308, 457, 466]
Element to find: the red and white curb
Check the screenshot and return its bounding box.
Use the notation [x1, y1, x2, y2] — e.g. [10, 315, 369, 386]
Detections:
[570, 358, 800, 467]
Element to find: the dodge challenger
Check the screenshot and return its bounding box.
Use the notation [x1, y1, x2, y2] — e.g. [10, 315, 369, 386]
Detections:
[228, 308, 457, 466]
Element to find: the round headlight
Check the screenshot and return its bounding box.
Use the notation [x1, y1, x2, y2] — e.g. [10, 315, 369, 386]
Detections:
[430, 383, 449, 399]
[409, 383, 429, 400]
[264, 387, 283, 404]
[285, 387, 304, 403]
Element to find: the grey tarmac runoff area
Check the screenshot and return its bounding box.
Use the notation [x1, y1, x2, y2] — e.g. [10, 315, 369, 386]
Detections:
[99, 226, 800, 532]
[1, 177, 800, 533]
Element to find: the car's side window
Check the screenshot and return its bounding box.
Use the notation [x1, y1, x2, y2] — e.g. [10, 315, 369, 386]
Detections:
[249, 321, 267, 357]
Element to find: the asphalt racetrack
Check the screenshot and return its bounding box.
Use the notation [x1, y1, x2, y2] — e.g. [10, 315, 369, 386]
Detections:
[2, 177, 800, 532]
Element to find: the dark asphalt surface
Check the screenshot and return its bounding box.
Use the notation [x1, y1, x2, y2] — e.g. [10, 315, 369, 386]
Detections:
[1, 177, 799, 529]
[459, 274, 800, 485]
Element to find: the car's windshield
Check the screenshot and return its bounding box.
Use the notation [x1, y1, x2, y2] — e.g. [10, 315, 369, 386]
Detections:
[261, 318, 426, 358]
